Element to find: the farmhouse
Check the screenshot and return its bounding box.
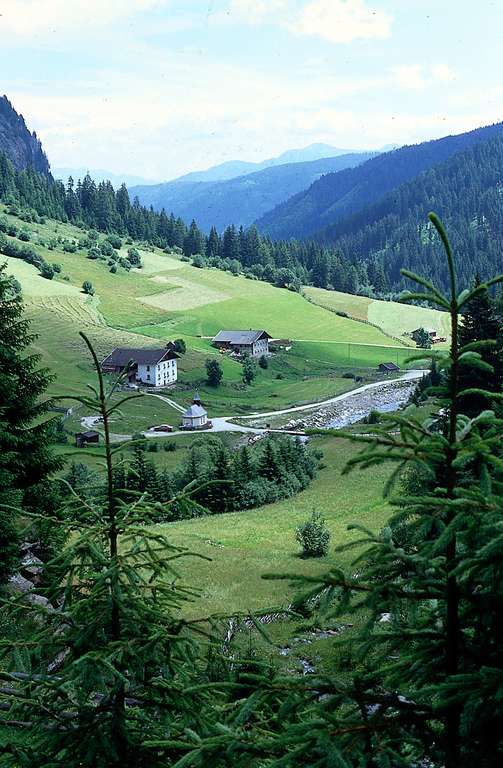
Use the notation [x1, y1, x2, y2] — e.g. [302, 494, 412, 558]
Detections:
[212, 330, 271, 357]
[182, 392, 210, 430]
[378, 362, 400, 374]
[101, 344, 179, 388]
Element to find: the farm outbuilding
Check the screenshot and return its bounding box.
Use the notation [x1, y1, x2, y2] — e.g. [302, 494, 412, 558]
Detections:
[75, 430, 100, 447]
[378, 362, 400, 374]
[212, 330, 271, 357]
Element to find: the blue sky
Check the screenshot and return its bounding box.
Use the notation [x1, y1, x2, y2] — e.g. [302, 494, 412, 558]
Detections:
[1, 0, 502, 180]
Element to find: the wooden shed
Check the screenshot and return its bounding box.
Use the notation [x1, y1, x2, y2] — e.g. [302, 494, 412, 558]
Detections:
[75, 430, 100, 448]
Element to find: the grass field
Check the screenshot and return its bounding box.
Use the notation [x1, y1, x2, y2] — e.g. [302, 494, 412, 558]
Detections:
[155, 434, 392, 619]
[304, 286, 451, 343]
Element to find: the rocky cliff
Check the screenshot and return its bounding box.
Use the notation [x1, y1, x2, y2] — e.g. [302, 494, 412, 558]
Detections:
[0, 95, 51, 175]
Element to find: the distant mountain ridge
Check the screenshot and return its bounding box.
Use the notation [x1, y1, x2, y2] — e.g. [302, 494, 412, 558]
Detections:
[130, 152, 376, 233]
[53, 167, 160, 188]
[0, 95, 50, 176]
[255, 123, 503, 240]
[314, 129, 503, 291]
[172, 143, 360, 184]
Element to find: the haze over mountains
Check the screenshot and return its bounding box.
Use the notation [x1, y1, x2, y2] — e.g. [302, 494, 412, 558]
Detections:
[130, 151, 376, 232]
[53, 167, 159, 189]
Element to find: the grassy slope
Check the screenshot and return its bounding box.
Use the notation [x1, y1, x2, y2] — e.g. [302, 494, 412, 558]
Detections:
[1, 204, 423, 429]
[156, 435, 391, 619]
[304, 286, 451, 343]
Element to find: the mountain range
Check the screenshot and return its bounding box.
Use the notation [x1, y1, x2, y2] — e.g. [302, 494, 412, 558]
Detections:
[130, 151, 376, 232]
[0, 95, 50, 176]
[256, 122, 503, 241]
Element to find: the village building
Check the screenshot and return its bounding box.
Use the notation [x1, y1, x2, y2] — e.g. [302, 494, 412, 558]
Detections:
[75, 430, 100, 448]
[378, 362, 400, 374]
[410, 328, 446, 345]
[182, 392, 210, 430]
[212, 330, 271, 357]
[101, 344, 179, 388]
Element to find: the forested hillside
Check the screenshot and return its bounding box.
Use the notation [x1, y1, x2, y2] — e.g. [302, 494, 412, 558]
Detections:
[256, 121, 503, 240]
[0, 95, 50, 175]
[130, 152, 374, 232]
[318, 131, 503, 290]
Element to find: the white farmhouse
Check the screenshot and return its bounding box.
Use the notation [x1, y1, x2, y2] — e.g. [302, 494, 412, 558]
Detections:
[212, 330, 271, 357]
[182, 392, 209, 430]
[101, 344, 179, 388]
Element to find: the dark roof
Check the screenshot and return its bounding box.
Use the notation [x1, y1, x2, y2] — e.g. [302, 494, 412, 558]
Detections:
[101, 346, 178, 368]
[183, 404, 207, 418]
[77, 430, 100, 439]
[379, 362, 400, 371]
[212, 330, 270, 345]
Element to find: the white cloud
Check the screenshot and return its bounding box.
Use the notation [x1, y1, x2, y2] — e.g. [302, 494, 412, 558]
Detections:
[431, 63, 456, 83]
[393, 65, 426, 90]
[289, 0, 393, 44]
[0, 0, 166, 37]
[392, 64, 457, 91]
[214, 0, 289, 26]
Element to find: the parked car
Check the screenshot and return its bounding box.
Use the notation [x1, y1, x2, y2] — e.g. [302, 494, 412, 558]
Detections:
[150, 424, 173, 432]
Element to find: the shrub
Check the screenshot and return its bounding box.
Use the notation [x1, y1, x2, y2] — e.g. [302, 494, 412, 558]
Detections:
[18, 230, 30, 242]
[276, 372, 285, 380]
[258, 355, 269, 370]
[100, 240, 114, 258]
[40, 264, 55, 280]
[295, 511, 330, 558]
[82, 280, 94, 295]
[52, 263, 61, 273]
[88, 246, 101, 260]
[163, 442, 176, 452]
[109, 265, 117, 274]
[127, 247, 142, 267]
[173, 338, 186, 355]
[106, 233, 122, 249]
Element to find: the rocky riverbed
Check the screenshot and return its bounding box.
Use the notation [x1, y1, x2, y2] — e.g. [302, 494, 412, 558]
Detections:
[276, 379, 416, 432]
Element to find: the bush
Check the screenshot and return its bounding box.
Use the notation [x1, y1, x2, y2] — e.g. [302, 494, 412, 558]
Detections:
[127, 247, 142, 267]
[40, 264, 55, 280]
[258, 355, 269, 370]
[18, 230, 30, 242]
[109, 265, 117, 274]
[276, 372, 285, 380]
[106, 233, 122, 249]
[295, 511, 330, 558]
[100, 240, 114, 258]
[82, 280, 94, 295]
[52, 263, 61, 273]
[173, 338, 186, 355]
[163, 442, 176, 452]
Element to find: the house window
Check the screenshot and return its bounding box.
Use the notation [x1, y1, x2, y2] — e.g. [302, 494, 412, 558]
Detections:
[146, 365, 150, 371]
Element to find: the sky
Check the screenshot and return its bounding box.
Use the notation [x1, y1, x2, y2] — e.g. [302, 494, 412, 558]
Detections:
[1, 0, 502, 181]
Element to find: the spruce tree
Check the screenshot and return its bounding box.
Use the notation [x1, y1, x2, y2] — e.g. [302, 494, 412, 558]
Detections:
[458, 276, 503, 416]
[0, 264, 61, 578]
